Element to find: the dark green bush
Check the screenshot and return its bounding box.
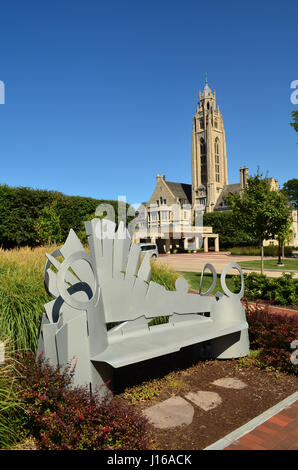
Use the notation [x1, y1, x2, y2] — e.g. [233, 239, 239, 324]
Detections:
[234, 272, 298, 305]
[17, 353, 153, 450]
[0, 184, 132, 249]
[203, 211, 258, 248]
[229, 245, 293, 257]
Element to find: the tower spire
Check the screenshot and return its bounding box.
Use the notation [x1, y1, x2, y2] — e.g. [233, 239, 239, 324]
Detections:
[205, 72, 208, 87]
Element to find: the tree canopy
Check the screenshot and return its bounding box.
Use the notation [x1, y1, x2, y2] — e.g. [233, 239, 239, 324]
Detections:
[226, 172, 293, 273]
[282, 178, 298, 209]
[290, 110, 298, 135]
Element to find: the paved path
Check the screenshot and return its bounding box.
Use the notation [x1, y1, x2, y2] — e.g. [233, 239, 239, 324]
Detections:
[206, 392, 298, 450]
[223, 400, 298, 450]
[156, 253, 298, 279]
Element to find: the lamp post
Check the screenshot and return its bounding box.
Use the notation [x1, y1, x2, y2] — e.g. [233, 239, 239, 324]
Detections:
[277, 236, 284, 266]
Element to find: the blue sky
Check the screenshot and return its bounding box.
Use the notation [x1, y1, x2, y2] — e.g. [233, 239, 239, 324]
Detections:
[0, 0, 297, 206]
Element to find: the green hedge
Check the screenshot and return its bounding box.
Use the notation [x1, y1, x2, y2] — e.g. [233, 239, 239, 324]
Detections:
[203, 211, 258, 248]
[0, 184, 132, 248]
[229, 245, 293, 257]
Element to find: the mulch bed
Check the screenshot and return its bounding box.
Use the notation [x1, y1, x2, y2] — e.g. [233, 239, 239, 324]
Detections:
[114, 353, 298, 450]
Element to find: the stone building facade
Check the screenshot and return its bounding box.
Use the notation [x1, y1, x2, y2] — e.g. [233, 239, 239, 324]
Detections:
[136, 80, 298, 251]
[192, 83, 228, 212]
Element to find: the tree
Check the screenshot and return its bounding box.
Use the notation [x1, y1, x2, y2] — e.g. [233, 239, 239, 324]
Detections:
[290, 110, 298, 135]
[34, 205, 62, 245]
[268, 189, 293, 265]
[203, 211, 258, 248]
[226, 171, 292, 274]
[282, 178, 298, 209]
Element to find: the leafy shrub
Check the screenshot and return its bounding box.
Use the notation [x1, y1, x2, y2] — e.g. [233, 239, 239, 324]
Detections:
[229, 245, 293, 257]
[0, 184, 131, 249]
[17, 353, 152, 450]
[245, 302, 298, 375]
[233, 272, 298, 305]
[203, 211, 258, 248]
[34, 205, 62, 245]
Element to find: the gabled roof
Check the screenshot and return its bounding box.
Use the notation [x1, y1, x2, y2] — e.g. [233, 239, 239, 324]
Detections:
[165, 181, 192, 204]
[215, 183, 241, 209]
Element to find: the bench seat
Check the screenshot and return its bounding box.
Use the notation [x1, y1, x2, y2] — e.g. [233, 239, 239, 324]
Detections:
[91, 318, 248, 368]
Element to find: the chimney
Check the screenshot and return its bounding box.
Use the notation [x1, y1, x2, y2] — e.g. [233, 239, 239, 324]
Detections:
[240, 167, 248, 189]
[156, 174, 165, 181]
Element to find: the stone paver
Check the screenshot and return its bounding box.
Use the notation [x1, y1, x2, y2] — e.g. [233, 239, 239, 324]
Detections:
[185, 391, 222, 411]
[143, 396, 194, 429]
[212, 378, 247, 389]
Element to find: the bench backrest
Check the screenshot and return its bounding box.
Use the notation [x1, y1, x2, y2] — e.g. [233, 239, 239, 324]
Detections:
[43, 218, 245, 328]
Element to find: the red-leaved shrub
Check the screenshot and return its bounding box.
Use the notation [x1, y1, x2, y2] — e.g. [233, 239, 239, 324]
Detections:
[17, 354, 152, 450]
[245, 302, 298, 375]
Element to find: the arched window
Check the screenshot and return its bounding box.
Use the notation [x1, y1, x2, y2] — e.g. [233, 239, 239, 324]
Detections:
[200, 138, 206, 155]
[215, 138, 220, 183]
[200, 138, 207, 184]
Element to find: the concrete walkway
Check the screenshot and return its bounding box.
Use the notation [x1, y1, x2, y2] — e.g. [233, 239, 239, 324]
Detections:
[156, 253, 298, 279]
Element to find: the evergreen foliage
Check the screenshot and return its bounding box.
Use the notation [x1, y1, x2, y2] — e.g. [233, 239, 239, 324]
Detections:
[0, 184, 132, 248]
[203, 211, 258, 248]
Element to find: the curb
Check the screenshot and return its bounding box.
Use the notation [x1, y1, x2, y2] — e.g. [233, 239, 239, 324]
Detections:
[204, 391, 298, 450]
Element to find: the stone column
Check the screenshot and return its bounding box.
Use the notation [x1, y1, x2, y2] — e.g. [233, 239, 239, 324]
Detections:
[203, 236, 208, 253]
[195, 236, 200, 250]
[165, 238, 171, 254]
[215, 236, 219, 252]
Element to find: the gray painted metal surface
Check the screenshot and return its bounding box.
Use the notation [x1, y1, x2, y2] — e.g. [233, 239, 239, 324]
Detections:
[37, 218, 249, 397]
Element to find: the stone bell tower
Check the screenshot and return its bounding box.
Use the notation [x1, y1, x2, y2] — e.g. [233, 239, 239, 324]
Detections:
[192, 76, 228, 213]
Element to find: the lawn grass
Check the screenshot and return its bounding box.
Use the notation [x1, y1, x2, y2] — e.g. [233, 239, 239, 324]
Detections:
[239, 259, 298, 271]
[179, 271, 236, 294]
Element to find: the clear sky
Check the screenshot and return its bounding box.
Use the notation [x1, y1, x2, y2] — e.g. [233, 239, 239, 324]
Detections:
[0, 0, 297, 207]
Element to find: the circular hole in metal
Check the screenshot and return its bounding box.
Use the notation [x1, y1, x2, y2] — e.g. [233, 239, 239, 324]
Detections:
[220, 263, 244, 299]
[57, 251, 99, 310]
[199, 263, 217, 296]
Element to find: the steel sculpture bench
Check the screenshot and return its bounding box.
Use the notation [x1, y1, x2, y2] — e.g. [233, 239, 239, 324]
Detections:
[37, 218, 249, 398]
